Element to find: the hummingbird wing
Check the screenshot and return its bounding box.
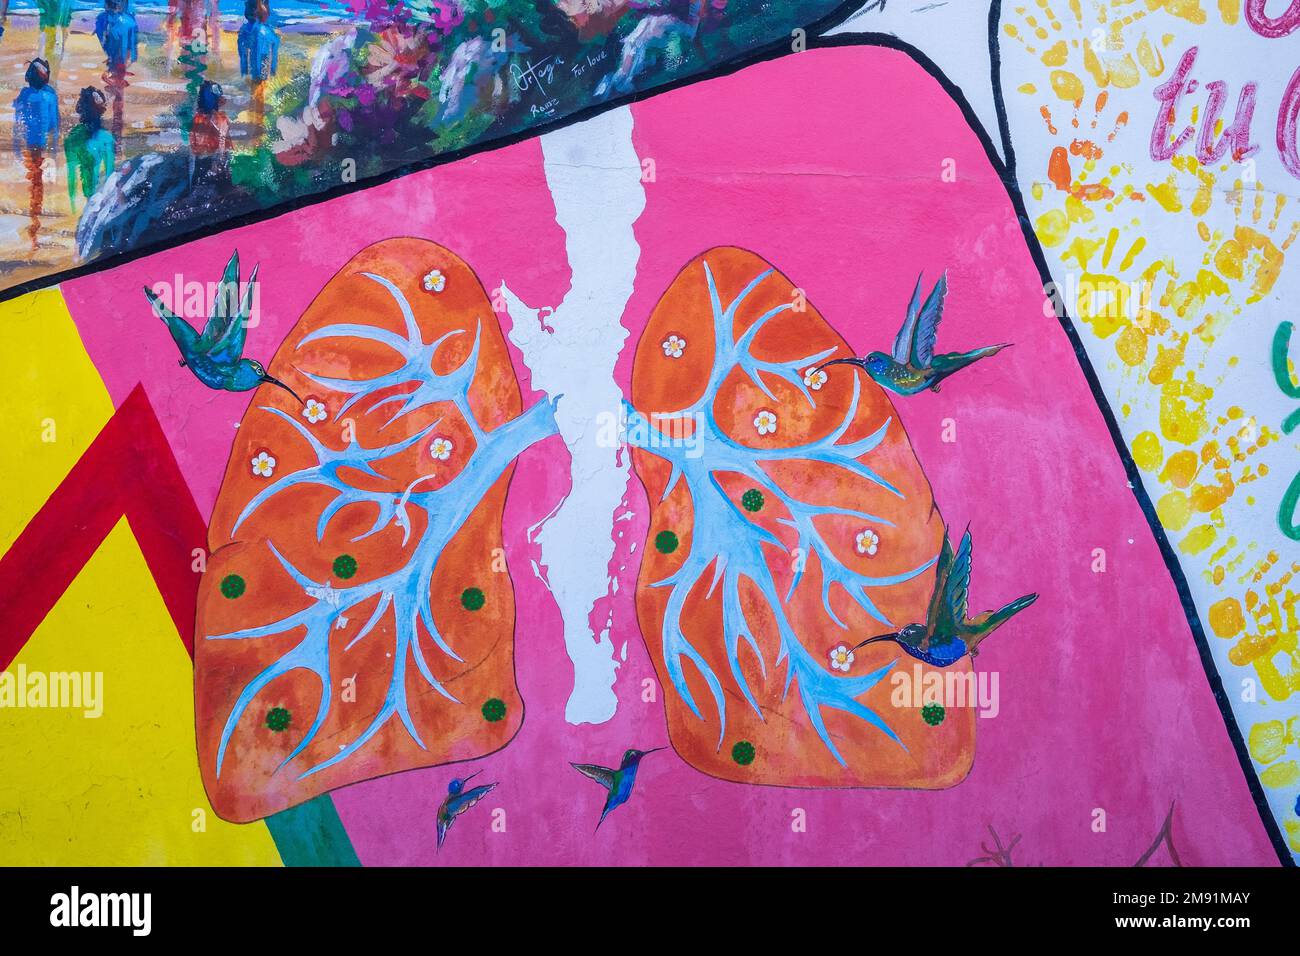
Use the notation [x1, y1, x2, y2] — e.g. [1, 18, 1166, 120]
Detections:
[571, 763, 616, 792]
[924, 530, 955, 630]
[196, 251, 241, 351]
[144, 284, 201, 355]
[911, 273, 948, 369]
[891, 273, 925, 364]
[448, 782, 497, 816]
[941, 528, 974, 630]
[206, 262, 260, 367]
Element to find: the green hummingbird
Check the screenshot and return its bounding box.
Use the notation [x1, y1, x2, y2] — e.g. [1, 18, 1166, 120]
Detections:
[816, 273, 1008, 395]
[143, 250, 301, 403]
[851, 527, 1037, 668]
[571, 747, 664, 832]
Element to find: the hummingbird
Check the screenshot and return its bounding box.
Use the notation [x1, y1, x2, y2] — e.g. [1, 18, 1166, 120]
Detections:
[816, 273, 1007, 395]
[435, 770, 498, 850]
[852, 527, 1037, 667]
[571, 747, 663, 832]
[143, 250, 302, 403]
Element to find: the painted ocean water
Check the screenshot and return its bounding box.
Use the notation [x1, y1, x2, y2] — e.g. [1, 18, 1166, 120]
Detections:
[5, 0, 363, 21]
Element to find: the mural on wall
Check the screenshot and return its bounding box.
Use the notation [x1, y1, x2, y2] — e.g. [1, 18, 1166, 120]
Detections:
[0, 0, 857, 294]
[194, 238, 560, 821]
[0, 0, 1297, 866]
[993, 0, 1300, 860]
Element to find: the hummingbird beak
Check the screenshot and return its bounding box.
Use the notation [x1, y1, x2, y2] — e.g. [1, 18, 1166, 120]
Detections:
[461, 770, 482, 784]
[812, 357, 862, 375]
[643, 747, 666, 756]
[851, 633, 899, 653]
[262, 373, 303, 405]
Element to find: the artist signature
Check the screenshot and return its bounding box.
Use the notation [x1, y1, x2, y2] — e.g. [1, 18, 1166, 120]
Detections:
[512, 56, 564, 97]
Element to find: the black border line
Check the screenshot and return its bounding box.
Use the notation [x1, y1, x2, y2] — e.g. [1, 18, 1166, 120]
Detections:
[976, 4, 1290, 865]
[4, 0, 1289, 864]
[988, 0, 1017, 174]
[0, 0, 869, 303]
[812, 16, 1293, 865]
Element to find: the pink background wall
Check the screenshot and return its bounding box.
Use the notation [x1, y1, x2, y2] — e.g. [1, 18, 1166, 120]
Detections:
[63, 45, 1277, 865]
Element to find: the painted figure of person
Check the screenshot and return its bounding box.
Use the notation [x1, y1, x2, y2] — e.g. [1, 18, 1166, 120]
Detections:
[206, 0, 222, 62]
[65, 87, 115, 213]
[237, 0, 279, 129]
[190, 79, 231, 173]
[34, 0, 73, 74]
[12, 58, 59, 251]
[165, 0, 207, 67]
[95, 0, 138, 151]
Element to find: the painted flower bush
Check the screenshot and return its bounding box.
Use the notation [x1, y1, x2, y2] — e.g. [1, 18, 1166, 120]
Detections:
[76, 1, 847, 275]
[236, 0, 836, 201]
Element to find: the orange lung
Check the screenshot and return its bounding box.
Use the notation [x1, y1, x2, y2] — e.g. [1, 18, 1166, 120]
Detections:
[630, 247, 973, 788]
[196, 239, 527, 822]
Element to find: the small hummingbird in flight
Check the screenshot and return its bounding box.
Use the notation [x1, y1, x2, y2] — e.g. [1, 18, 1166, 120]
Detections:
[435, 770, 498, 850]
[816, 273, 1007, 396]
[143, 250, 301, 403]
[852, 527, 1037, 667]
[571, 747, 663, 832]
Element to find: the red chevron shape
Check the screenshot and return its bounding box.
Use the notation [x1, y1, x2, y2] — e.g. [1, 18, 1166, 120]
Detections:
[0, 383, 206, 670]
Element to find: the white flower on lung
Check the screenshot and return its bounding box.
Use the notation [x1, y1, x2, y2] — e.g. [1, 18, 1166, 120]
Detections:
[251, 450, 276, 478]
[829, 644, 855, 672]
[803, 367, 828, 390]
[856, 528, 880, 556]
[662, 333, 686, 358]
[303, 397, 328, 424]
[430, 437, 454, 461]
[753, 409, 778, 435]
[422, 269, 446, 293]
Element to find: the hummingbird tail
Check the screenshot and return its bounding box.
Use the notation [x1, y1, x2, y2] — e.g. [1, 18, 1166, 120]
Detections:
[977, 592, 1039, 637]
[949, 344, 1009, 370]
[144, 283, 206, 359]
[143, 284, 178, 322]
[926, 345, 1010, 387]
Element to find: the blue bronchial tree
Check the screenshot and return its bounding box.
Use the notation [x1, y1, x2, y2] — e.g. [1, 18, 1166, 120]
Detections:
[208, 271, 559, 780]
[626, 260, 937, 765]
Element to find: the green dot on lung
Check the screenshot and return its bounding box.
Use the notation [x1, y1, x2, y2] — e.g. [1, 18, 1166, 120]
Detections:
[333, 554, 358, 579]
[731, 740, 756, 766]
[654, 530, 679, 554]
[266, 707, 291, 732]
[482, 698, 506, 722]
[922, 703, 946, 726]
[220, 574, 245, 599]
[741, 489, 764, 512]
[461, 587, 486, 611]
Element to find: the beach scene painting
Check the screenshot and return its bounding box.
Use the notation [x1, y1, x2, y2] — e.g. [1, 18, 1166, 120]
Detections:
[0, 0, 851, 293]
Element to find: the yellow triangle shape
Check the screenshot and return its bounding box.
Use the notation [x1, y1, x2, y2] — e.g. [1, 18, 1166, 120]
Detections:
[0, 519, 282, 865]
[0, 287, 115, 554]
